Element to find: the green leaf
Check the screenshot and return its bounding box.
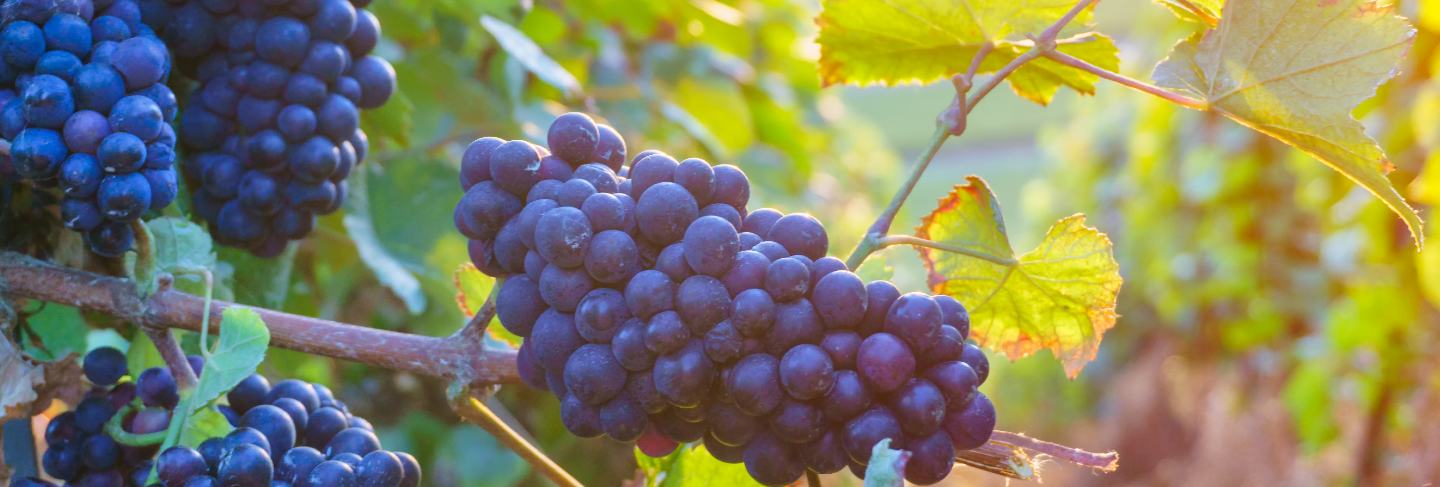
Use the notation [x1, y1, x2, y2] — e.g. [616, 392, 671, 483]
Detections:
[916, 176, 1121, 378]
[177, 405, 234, 448]
[480, 15, 582, 99]
[815, 0, 1116, 102]
[633, 444, 756, 487]
[343, 166, 427, 315]
[659, 445, 755, 487]
[189, 308, 269, 408]
[863, 438, 907, 487]
[125, 331, 165, 378]
[217, 245, 295, 309]
[1151, 0, 1422, 245]
[1152, 0, 1220, 26]
[21, 304, 86, 360]
[144, 217, 218, 297]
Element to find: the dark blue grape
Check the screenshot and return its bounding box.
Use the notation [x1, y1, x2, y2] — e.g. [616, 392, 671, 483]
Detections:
[727, 353, 782, 416]
[628, 152, 676, 200]
[564, 344, 626, 405]
[241, 404, 296, 461]
[12, 127, 67, 178]
[43, 14, 91, 55]
[72, 64, 125, 113]
[326, 427, 380, 457]
[305, 406, 348, 449]
[111, 36, 167, 89]
[730, 288, 774, 338]
[742, 433, 803, 486]
[960, 343, 989, 385]
[351, 55, 393, 109]
[635, 182, 698, 244]
[583, 229, 640, 285]
[592, 124, 626, 171]
[763, 257, 809, 302]
[86, 220, 133, 257]
[158, 446, 209, 486]
[0, 21, 44, 69]
[137, 366, 179, 408]
[35, 51, 81, 81]
[768, 213, 827, 260]
[459, 137, 502, 190]
[43, 443, 82, 481]
[255, 17, 309, 66]
[276, 104, 315, 142]
[74, 397, 115, 434]
[62, 110, 109, 153]
[355, 450, 403, 487]
[108, 95, 163, 140]
[97, 132, 146, 174]
[856, 332, 914, 395]
[227, 373, 270, 414]
[80, 434, 118, 470]
[538, 265, 594, 312]
[559, 394, 602, 438]
[277, 446, 324, 484]
[266, 379, 321, 413]
[546, 112, 599, 165]
[943, 392, 995, 450]
[82, 346, 127, 386]
[218, 444, 273, 485]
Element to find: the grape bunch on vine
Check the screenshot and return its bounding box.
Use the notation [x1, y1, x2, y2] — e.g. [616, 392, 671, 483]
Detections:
[0, 0, 1429, 485]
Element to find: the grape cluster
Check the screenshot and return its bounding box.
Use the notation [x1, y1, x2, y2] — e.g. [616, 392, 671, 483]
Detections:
[15, 346, 421, 486]
[455, 113, 998, 485]
[145, 0, 395, 256]
[0, 0, 179, 257]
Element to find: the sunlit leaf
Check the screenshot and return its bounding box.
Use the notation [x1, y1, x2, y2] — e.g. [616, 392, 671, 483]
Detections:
[1005, 33, 1118, 106]
[1152, 0, 1421, 245]
[178, 406, 234, 448]
[480, 15, 582, 99]
[658, 445, 754, 487]
[1152, 0, 1220, 26]
[916, 176, 1121, 378]
[815, 0, 1115, 104]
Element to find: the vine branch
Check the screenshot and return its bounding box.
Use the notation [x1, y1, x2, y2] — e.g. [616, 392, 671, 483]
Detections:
[1041, 49, 1208, 110]
[0, 250, 1117, 476]
[0, 251, 517, 385]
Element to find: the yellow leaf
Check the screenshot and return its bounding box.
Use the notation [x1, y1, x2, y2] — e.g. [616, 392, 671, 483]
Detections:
[916, 176, 1121, 378]
[815, 0, 1117, 105]
[1152, 0, 1422, 246]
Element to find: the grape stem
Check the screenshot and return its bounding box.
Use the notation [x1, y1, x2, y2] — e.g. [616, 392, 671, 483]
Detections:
[0, 251, 1120, 476]
[104, 403, 167, 447]
[875, 235, 1017, 267]
[843, 0, 1097, 271]
[143, 325, 198, 391]
[1040, 50, 1208, 110]
[451, 389, 583, 487]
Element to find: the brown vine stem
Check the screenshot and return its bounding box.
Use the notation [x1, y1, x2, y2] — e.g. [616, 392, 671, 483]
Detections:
[0, 251, 517, 385]
[142, 326, 198, 391]
[989, 431, 1119, 472]
[1041, 49, 1209, 110]
[0, 251, 1119, 475]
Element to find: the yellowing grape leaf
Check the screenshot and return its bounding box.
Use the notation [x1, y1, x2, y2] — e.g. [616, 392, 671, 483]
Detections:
[1, 335, 81, 423]
[1152, 0, 1422, 245]
[815, 0, 1117, 105]
[1005, 33, 1119, 106]
[916, 177, 1121, 378]
[1153, 0, 1220, 26]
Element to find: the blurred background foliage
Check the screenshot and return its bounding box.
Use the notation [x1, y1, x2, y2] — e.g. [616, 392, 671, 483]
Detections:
[15, 0, 1440, 485]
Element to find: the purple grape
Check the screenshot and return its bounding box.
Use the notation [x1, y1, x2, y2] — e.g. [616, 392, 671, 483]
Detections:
[856, 332, 915, 394]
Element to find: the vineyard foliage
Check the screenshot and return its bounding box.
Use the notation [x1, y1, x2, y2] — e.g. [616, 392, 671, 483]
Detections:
[2, 0, 1436, 485]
